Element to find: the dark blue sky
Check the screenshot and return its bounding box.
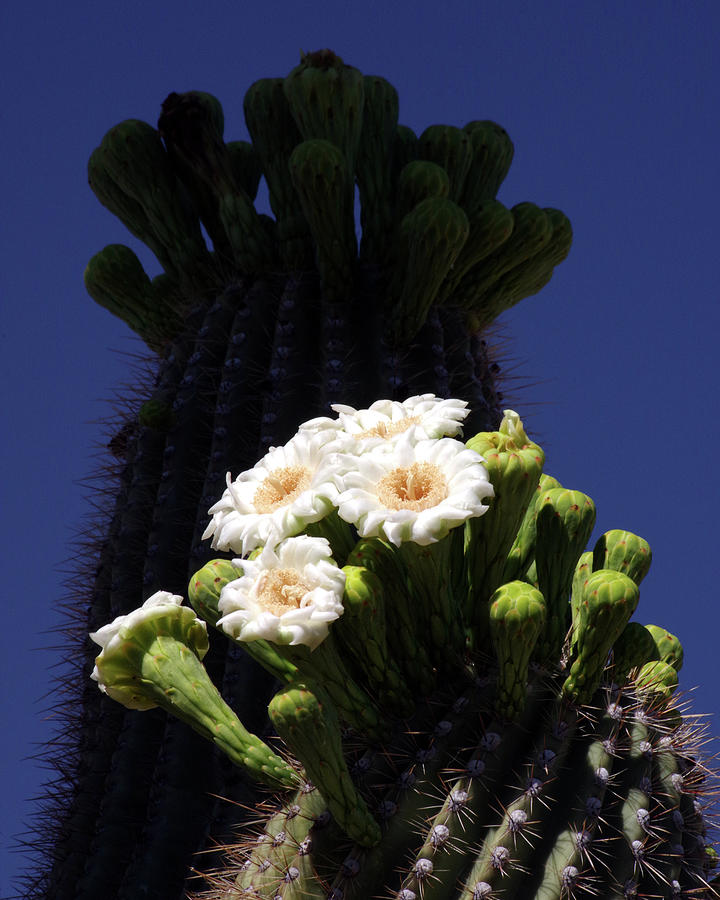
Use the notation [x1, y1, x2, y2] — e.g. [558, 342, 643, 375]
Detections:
[3, 2, 719, 894]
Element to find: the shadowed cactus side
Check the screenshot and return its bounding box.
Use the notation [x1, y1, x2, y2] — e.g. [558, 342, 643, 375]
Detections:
[18, 49, 717, 900]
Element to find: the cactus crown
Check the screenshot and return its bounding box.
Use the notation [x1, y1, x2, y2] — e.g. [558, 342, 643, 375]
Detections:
[84, 49, 571, 353]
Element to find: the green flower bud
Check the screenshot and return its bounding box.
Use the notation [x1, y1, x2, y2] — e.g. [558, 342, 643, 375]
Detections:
[563, 569, 639, 704]
[635, 659, 679, 703]
[489, 581, 546, 720]
[464, 411, 545, 640]
[645, 624, 684, 671]
[611, 621, 658, 686]
[269, 682, 381, 846]
[592, 529, 652, 585]
[535, 488, 596, 665]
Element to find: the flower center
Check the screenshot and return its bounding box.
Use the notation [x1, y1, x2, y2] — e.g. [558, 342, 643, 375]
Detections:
[355, 416, 420, 440]
[376, 462, 448, 511]
[253, 465, 311, 513]
[256, 569, 312, 615]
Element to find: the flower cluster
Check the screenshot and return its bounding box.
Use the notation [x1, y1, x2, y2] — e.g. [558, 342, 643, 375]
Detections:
[202, 395, 494, 650]
[89, 396, 495, 663]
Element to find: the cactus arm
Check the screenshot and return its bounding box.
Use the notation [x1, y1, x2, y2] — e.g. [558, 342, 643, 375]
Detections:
[355, 74, 399, 262]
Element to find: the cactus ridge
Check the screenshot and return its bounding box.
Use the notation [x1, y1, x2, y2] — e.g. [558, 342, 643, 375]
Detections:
[196, 667, 718, 899]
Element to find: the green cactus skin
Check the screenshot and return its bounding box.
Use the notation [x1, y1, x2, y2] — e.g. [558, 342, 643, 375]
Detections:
[592, 528, 653, 585]
[460, 120, 515, 216]
[288, 138, 358, 303]
[268, 682, 381, 847]
[563, 569, 639, 704]
[92, 605, 297, 789]
[283, 49, 365, 177]
[534, 488, 596, 665]
[464, 411, 545, 640]
[334, 565, 414, 716]
[24, 50, 718, 900]
[394, 160, 451, 225]
[389, 196, 470, 341]
[243, 77, 314, 269]
[488, 580, 546, 719]
[84, 243, 184, 351]
[355, 75, 400, 263]
[646, 623, 685, 671]
[611, 620, 659, 686]
[417, 125, 474, 202]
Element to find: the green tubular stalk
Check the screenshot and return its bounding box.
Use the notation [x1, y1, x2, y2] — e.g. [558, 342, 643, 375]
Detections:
[418, 125, 474, 202]
[501, 472, 562, 584]
[21, 50, 719, 900]
[345, 536, 436, 696]
[464, 411, 545, 640]
[592, 529, 653, 585]
[454, 201, 552, 311]
[488, 580, 546, 720]
[243, 78, 314, 269]
[389, 196, 470, 341]
[533, 488, 596, 665]
[283, 49, 365, 175]
[333, 565, 414, 715]
[356, 74, 400, 262]
[459, 120, 515, 216]
[394, 160, 451, 225]
[288, 138, 357, 302]
[268, 682, 381, 847]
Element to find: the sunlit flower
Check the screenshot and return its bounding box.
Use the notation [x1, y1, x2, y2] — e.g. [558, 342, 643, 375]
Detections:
[301, 394, 470, 450]
[217, 536, 346, 650]
[202, 430, 340, 554]
[498, 409, 531, 447]
[89, 591, 208, 708]
[334, 432, 493, 546]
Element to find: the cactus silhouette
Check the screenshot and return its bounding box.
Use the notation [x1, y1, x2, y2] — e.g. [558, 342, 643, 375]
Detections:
[23, 51, 717, 900]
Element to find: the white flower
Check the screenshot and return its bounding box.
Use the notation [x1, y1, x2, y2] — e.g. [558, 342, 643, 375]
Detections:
[301, 394, 470, 449]
[89, 591, 207, 704]
[90, 591, 185, 659]
[202, 430, 341, 554]
[498, 409, 530, 447]
[217, 536, 345, 650]
[334, 432, 493, 546]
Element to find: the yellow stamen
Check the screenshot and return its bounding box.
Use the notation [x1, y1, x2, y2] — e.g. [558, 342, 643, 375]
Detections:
[253, 465, 311, 513]
[256, 569, 311, 615]
[355, 416, 420, 440]
[376, 462, 448, 511]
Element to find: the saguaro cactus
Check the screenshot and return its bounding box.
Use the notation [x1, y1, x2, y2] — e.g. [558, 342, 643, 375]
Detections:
[21, 50, 717, 900]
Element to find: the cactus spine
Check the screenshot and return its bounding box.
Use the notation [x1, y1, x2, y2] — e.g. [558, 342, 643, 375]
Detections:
[20, 49, 717, 900]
